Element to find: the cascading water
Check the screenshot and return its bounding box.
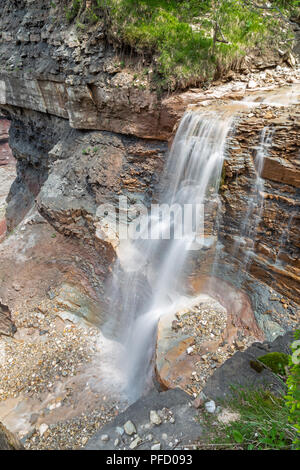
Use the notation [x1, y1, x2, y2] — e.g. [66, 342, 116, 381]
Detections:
[274, 212, 295, 266]
[233, 127, 274, 276]
[107, 111, 233, 402]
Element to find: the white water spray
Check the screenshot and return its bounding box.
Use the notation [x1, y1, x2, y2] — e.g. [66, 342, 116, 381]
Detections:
[233, 127, 274, 273]
[107, 112, 233, 401]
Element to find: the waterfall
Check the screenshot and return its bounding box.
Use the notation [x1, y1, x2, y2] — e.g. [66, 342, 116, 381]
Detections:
[233, 127, 274, 275]
[274, 212, 295, 266]
[107, 111, 233, 401]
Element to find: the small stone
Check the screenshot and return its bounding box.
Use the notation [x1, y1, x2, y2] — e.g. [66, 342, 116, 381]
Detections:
[39, 423, 49, 436]
[235, 340, 244, 350]
[247, 79, 257, 89]
[116, 426, 124, 436]
[193, 391, 206, 409]
[162, 433, 168, 441]
[114, 438, 120, 447]
[169, 417, 175, 424]
[101, 434, 109, 442]
[124, 420, 136, 436]
[129, 436, 142, 449]
[205, 400, 216, 413]
[146, 434, 153, 442]
[151, 443, 161, 450]
[150, 410, 162, 426]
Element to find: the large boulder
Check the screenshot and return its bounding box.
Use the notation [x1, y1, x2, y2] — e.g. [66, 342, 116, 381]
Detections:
[202, 331, 294, 400]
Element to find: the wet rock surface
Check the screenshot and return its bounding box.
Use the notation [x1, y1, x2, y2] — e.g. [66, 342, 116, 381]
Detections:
[0, 210, 128, 449]
[156, 293, 261, 396]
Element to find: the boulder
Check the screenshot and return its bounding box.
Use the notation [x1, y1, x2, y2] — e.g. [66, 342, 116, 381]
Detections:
[202, 331, 294, 400]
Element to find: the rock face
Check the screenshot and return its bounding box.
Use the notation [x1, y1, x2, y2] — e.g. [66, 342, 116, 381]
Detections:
[221, 104, 300, 304]
[0, 0, 299, 449]
[0, 422, 23, 450]
[0, 91, 299, 347]
[0, 118, 13, 166]
[202, 331, 294, 400]
[0, 119, 15, 240]
[0, 1, 299, 140]
[0, 209, 109, 328]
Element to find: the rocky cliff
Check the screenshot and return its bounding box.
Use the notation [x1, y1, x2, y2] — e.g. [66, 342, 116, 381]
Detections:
[0, 0, 299, 450]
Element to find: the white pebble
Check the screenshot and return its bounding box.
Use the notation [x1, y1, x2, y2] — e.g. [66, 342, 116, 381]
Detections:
[205, 400, 216, 413]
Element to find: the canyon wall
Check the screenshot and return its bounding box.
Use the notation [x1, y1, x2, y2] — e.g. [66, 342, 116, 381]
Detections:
[0, 0, 299, 342]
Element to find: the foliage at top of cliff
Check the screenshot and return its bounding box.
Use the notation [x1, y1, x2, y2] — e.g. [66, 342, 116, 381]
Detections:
[65, 0, 299, 89]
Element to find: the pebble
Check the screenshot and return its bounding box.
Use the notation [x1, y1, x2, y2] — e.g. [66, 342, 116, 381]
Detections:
[151, 443, 161, 450]
[124, 420, 136, 435]
[101, 434, 109, 442]
[247, 79, 257, 89]
[193, 391, 206, 409]
[39, 423, 49, 436]
[116, 426, 124, 436]
[205, 400, 216, 413]
[150, 410, 162, 426]
[129, 436, 142, 449]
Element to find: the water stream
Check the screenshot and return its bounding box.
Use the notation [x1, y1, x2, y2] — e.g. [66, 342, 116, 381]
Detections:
[233, 127, 274, 275]
[104, 84, 299, 403]
[108, 112, 233, 401]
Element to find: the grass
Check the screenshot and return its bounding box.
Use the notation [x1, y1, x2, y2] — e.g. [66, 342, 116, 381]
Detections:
[200, 331, 300, 450]
[201, 387, 298, 450]
[62, 1, 299, 89]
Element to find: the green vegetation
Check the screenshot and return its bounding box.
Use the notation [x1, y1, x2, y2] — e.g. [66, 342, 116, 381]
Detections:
[65, 0, 82, 22]
[202, 388, 298, 450]
[285, 330, 300, 449]
[63, 0, 299, 89]
[257, 352, 290, 375]
[199, 332, 300, 450]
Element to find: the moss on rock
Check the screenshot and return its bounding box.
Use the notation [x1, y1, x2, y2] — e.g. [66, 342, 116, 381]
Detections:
[257, 352, 289, 375]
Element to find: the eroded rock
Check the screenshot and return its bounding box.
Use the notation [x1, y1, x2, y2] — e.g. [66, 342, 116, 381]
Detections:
[0, 422, 23, 450]
[0, 301, 16, 337]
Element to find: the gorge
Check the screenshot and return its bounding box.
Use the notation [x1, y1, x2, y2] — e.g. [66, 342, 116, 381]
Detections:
[0, 0, 299, 451]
